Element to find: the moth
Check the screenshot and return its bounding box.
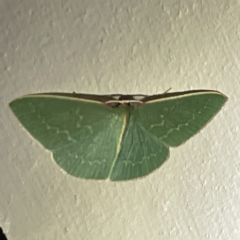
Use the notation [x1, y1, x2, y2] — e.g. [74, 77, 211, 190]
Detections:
[9, 90, 227, 181]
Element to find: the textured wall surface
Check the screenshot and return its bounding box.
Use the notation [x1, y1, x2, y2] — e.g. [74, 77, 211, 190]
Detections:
[1, 0, 239, 239]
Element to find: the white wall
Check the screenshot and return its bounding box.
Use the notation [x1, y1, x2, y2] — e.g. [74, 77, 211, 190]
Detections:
[1, 0, 239, 239]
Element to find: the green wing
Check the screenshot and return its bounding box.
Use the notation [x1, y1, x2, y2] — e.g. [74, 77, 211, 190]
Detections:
[109, 114, 169, 181]
[135, 91, 227, 147]
[110, 91, 227, 181]
[9, 95, 125, 180]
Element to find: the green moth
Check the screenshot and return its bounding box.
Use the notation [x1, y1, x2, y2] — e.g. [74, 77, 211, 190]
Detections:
[9, 90, 227, 181]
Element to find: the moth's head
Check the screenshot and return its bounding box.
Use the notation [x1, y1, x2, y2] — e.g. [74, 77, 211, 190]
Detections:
[105, 95, 145, 108]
